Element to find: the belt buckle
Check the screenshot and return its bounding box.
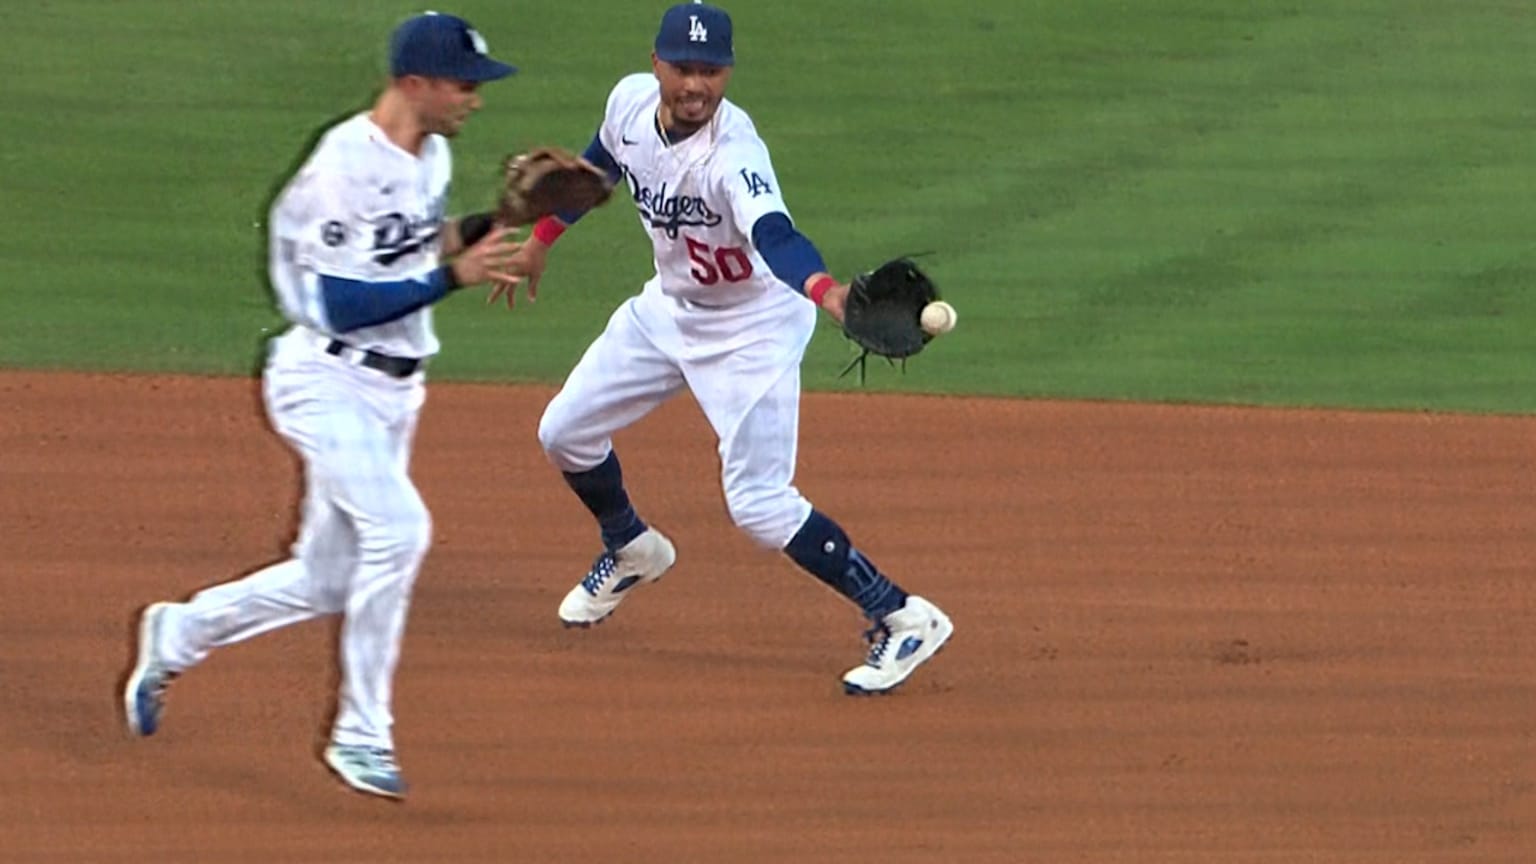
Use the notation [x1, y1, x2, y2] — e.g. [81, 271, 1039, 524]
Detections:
[324, 339, 366, 367]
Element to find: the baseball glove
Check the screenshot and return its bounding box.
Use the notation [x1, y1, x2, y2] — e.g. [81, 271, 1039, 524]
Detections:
[496, 146, 614, 226]
[839, 257, 939, 381]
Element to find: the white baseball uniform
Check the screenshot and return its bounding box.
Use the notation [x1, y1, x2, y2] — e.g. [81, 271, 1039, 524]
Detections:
[154, 113, 448, 751]
[538, 73, 818, 549]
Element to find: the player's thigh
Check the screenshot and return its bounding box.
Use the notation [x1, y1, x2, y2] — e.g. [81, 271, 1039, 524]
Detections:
[291, 473, 357, 607]
[687, 332, 806, 485]
[683, 296, 813, 458]
[268, 383, 426, 540]
[327, 411, 427, 541]
[702, 356, 804, 487]
[694, 355, 810, 547]
[540, 298, 685, 449]
[391, 402, 422, 475]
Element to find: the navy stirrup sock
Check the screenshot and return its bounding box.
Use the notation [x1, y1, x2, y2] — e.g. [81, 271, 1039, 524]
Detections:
[563, 451, 646, 550]
[783, 510, 907, 620]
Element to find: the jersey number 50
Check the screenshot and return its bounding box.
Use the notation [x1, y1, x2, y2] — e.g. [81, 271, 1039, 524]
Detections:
[686, 236, 754, 285]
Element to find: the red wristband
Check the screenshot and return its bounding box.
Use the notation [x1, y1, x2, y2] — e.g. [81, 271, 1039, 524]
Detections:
[532, 216, 567, 246]
[807, 275, 836, 306]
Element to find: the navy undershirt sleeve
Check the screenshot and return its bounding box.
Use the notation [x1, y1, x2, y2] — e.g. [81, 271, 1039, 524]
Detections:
[319, 267, 455, 332]
[553, 132, 624, 225]
[751, 212, 827, 293]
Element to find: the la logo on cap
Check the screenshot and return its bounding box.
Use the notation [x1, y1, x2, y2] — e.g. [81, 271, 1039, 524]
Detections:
[418, 8, 487, 54]
[688, 15, 707, 42]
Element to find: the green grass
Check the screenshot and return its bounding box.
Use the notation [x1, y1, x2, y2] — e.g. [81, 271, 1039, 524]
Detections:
[2, 0, 1533, 411]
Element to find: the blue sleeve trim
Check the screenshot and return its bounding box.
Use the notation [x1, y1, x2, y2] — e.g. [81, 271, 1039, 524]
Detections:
[553, 131, 624, 225]
[751, 212, 826, 293]
[320, 268, 453, 332]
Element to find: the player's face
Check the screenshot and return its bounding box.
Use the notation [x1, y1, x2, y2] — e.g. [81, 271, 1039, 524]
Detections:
[411, 77, 484, 137]
[652, 56, 732, 134]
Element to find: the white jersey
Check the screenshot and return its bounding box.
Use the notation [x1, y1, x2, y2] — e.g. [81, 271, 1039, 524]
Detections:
[600, 73, 794, 308]
[267, 113, 451, 358]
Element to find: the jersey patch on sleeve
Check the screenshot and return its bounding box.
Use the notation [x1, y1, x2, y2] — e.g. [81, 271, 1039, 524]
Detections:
[321, 221, 347, 247]
[738, 169, 773, 198]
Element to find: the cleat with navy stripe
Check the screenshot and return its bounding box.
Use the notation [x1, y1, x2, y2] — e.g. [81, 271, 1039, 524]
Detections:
[842, 596, 954, 695]
[558, 529, 676, 627]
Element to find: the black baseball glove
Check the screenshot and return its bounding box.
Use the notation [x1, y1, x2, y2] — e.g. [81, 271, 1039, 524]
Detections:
[839, 257, 940, 381]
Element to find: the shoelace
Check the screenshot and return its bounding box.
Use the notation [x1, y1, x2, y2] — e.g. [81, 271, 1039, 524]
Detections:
[363, 748, 400, 772]
[147, 667, 178, 702]
[861, 623, 893, 667]
[339, 747, 399, 773]
[581, 552, 617, 595]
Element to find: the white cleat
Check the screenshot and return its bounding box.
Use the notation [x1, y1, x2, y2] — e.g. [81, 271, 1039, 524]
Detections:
[842, 595, 954, 695]
[558, 528, 676, 627]
[124, 602, 177, 736]
[323, 744, 407, 800]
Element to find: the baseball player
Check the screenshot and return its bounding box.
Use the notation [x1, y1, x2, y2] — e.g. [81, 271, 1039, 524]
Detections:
[122, 12, 520, 799]
[495, 1, 954, 694]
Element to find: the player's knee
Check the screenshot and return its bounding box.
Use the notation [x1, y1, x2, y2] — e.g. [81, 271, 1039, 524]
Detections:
[724, 485, 810, 549]
[295, 559, 349, 613]
[536, 407, 565, 456]
[396, 507, 433, 563]
[360, 503, 433, 571]
[538, 406, 606, 473]
[313, 584, 346, 614]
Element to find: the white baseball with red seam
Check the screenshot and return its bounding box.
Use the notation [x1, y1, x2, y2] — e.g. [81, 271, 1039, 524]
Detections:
[920, 301, 957, 336]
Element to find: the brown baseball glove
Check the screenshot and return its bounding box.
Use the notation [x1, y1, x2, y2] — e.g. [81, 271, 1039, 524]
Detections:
[496, 146, 615, 226]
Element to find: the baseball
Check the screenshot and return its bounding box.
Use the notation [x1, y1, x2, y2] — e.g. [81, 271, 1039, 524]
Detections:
[920, 300, 957, 336]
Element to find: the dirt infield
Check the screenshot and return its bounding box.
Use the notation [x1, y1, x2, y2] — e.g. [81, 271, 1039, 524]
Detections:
[0, 370, 1531, 863]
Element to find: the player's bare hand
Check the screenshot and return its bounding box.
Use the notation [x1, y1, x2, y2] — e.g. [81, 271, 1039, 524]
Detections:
[452, 226, 521, 287]
[816, 280, 850, 325]
[489, 238, 551, 309]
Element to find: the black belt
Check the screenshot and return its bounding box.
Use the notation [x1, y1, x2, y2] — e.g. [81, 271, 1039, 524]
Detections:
[325, 339, 422, 378]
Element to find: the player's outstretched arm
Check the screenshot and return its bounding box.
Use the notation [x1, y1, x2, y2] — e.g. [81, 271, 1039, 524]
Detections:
[317, 226, 519, 332]
[804, 273, 850, 325]
[487, 218, 562, 308]
[748, 211, 851, 323]
[486, 130, 620, 309]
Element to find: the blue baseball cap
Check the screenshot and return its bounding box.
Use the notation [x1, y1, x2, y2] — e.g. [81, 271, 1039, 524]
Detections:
[389, 12, 516, 81]
[654, 2, 734, 67]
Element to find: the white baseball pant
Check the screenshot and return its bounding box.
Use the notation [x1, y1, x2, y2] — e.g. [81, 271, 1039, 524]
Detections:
[539, 280, 817, 550]
[154, 328, 431, 750]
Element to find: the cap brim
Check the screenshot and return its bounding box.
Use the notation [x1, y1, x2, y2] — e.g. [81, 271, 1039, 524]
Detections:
[654, 48, 733, 67]
[465, 57, 517, 81]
